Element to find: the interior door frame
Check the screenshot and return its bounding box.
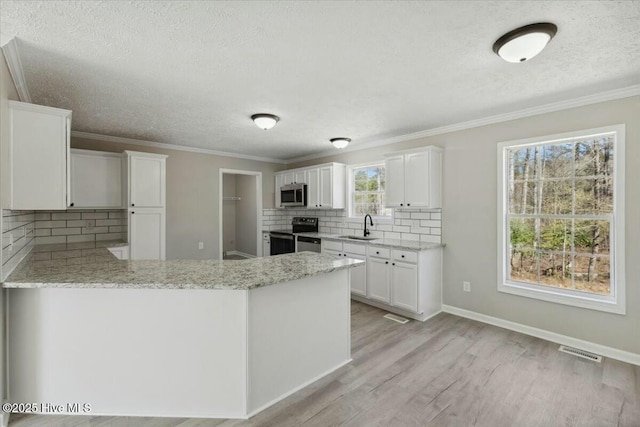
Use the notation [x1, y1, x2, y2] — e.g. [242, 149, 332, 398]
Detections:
[218, 168, 263, 260]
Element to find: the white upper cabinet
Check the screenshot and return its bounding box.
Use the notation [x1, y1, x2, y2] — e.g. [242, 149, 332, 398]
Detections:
[70, 149, 123, 208]
[7, 101, 72, 210]
[282, 171, 295, 185]
[319, 166, 333, 208]
[275, 173, 284, 208]
[385, 146, 442, 209]
[294, 170, 307, 184]
[384, 155, 405, 208]
[127, 151, 167, 208]
[306, 168, 320, 208]
[274, 163, 346, 209]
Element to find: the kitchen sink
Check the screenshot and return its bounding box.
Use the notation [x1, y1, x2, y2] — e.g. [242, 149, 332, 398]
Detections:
[337, 235, 379, 241]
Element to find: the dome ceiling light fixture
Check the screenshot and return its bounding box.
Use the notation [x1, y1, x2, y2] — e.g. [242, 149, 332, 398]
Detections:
[251, 113, 279, 130]
[493, 22, 558, 63]
[330, 138, 351, 149]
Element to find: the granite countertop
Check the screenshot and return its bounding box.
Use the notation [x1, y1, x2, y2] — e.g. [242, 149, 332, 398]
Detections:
[3, 244, 364, 290]
[295, 232, 443, 251]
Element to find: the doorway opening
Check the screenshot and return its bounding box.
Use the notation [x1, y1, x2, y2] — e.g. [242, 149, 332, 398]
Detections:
[219, 169, 263, 260]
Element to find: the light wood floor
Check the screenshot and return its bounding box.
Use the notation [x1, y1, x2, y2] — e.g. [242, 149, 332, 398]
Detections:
[10, 301, 640, 427]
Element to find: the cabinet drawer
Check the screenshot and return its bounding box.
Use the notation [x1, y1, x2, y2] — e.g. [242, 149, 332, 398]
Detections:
[392, 250, 417, 263]
[322, 240, 343, 251]
[368, 247, 390, 258]
[343, 243, 366, 255]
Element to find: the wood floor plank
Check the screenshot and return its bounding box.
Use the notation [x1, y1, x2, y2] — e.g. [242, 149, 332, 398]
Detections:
[9, 301, 640, 427]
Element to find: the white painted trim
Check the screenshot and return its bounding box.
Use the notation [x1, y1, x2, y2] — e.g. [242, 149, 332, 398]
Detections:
[442, 305, 640, 366]
[1, 39, 31, 103]
[8, 100, 71, 117]
[245, 358, 352, 418]
[218, 169, 263, 261]
[350, 295, 441, 322]
[496, 124, 626, 315]
[72, 131, 287, 164]
[287, 85, 640, 164]
[226, 251, 257, 259]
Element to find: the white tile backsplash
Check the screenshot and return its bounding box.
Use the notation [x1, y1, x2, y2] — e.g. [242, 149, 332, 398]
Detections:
[2, 209, 36, 280]
[262, 208, 442, 243]
[34, 209, 127, 245]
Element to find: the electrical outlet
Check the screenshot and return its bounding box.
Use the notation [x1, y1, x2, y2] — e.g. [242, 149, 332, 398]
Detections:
[198, 242, 204, 250]
[463, 281, 471, 292]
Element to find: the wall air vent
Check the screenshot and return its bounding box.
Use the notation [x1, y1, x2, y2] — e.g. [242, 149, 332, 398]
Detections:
[383, 313, 410, 324]
[559, 345, 602, 362]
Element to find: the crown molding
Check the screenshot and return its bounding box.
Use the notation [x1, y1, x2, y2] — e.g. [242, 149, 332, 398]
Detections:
[70, 131, 288, 164]
[1, 38, 32, 103]
[286, 84, 640, 164]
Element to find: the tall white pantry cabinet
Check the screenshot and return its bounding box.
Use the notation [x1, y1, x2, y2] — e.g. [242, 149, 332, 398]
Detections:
[126, 151, 167, 260]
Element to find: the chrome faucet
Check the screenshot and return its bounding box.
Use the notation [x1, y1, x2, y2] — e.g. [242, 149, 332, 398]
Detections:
[364, 214, 374, 237]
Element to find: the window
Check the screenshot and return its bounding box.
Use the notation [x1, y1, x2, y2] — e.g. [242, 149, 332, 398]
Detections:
[497, 125, 625, 314]
[347, 163, 393, 220]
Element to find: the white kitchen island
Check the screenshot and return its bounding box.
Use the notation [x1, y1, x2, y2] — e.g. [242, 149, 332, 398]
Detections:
[4, 248, 363, 419]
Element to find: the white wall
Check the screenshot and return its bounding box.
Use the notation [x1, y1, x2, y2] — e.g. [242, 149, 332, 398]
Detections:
[290, 96, 640, 355]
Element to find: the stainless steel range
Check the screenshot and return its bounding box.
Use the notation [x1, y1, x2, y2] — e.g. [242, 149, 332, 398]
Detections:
[270, 217, 318, 256]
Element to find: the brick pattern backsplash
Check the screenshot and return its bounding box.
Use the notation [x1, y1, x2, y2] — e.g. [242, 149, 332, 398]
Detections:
[262, 208, 442, 243]
[34, 209, 127, 245]
[2, 209, 36, 280]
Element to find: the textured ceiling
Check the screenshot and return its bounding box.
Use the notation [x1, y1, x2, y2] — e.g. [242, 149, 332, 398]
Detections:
[1, 1, 639, 161]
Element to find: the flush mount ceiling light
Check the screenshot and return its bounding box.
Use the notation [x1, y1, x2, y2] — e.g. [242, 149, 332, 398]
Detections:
[493, 23, 557, 63]
[251, 113, 279, 130]
[330, 138, 351, 149]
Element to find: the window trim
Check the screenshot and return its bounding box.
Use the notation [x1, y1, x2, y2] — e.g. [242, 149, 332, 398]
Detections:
[496, 124, 626, 315]
[346, 161, 393, 222]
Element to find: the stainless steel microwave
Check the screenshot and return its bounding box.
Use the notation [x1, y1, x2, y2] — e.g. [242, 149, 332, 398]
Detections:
[280, 183, 307, 207]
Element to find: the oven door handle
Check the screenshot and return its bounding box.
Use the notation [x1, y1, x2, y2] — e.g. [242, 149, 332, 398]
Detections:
[270, 233, 294, 240]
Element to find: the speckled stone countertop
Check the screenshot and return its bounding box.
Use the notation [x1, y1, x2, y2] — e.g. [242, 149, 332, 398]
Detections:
[3, 244, 364, 290]
[295, 232, 443, 251]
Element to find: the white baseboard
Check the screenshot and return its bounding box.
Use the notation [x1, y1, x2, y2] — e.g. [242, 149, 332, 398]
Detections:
[350, 295, 441, 322]
[246, 358, 352, 418]
[226, 251, 256, 259]
[442, 304, 640, 366]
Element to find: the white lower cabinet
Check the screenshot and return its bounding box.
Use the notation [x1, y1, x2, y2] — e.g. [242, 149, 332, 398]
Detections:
[391, 261, 418, 312]
[321, 238, 442, 321]
[321, 240, 367, 296]
[366, 256, 391, 303]
[129, 208, 166, 260]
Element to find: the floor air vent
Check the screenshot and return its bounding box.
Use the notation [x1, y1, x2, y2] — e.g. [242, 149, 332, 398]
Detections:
[384, 313, 409, 324]
[559, 345, 602, 362]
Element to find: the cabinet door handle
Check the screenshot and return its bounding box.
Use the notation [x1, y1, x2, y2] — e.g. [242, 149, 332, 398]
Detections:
[401, 255, 405, 258]
[407, 203, 411, 206]
[400, 203, 403, 206]
[131, 211, 135, 214]
[385, 261, 389, 264]
[376, 251, 380, 254]
[392, 263, 395, 266]
[131, 203, 135, 207]
[70, 202, 74, 207]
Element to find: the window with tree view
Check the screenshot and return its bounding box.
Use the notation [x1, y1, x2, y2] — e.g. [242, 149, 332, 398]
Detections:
[349, 164, 392, 219]
[499, 125, 625, 313]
